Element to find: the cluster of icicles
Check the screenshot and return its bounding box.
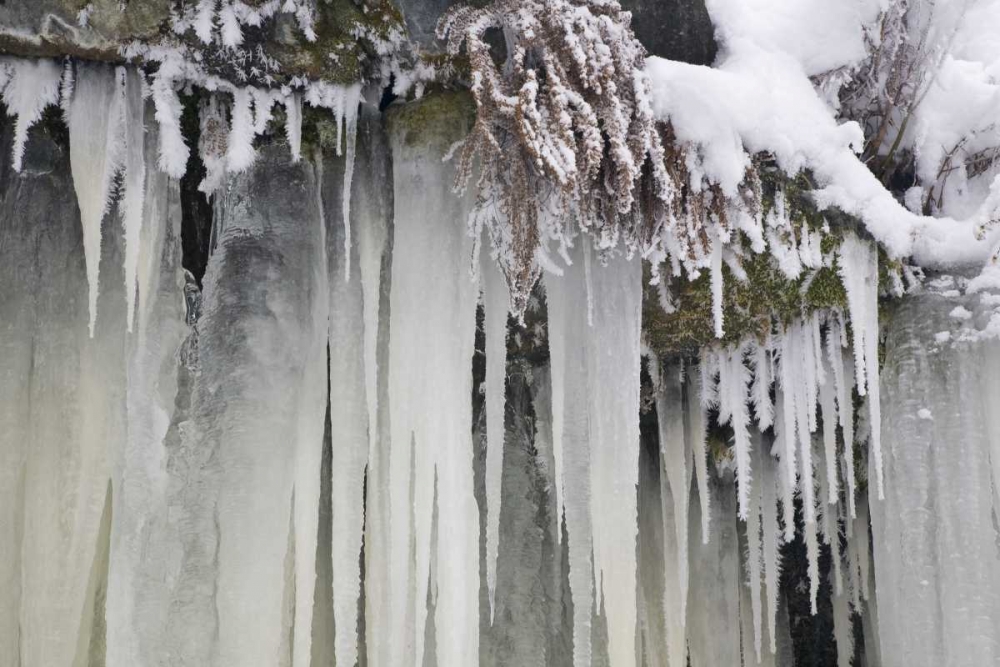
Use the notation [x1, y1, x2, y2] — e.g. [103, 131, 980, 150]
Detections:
[0, 55, 362, 336]
[0, 53, 886, 667]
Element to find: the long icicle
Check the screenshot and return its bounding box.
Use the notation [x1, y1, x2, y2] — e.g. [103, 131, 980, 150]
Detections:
[483, 253, 510, 623]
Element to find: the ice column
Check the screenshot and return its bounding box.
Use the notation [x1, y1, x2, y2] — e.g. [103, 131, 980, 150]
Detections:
[386, 95, 480, 667]
[193, 144, 329, 667]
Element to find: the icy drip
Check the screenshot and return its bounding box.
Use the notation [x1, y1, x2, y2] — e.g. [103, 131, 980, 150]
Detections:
[872, 281, 1000, 667]
[545, 247, 595, 667]
[654, 361, 689, 667]
[387, 106, 480, 667]
[483, 254, 511, 622]
[321, 148, 369, 667]
[105, 113, 187, 667]
[194, 145, 328, 667]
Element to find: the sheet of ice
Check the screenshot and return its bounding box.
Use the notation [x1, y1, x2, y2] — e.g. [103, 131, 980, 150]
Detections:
[0, 112, 127, 666]
[322, 147, 369, 667]
[387, 107, 480, 666]
[104, 106, 188, 667]
[872, 282, 1000, 667]
[587, 250, 642, 667]
[197, 144, 328, 667]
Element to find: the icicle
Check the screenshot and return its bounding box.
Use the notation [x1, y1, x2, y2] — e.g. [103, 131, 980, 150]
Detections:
[194, 0, 217, 43]
[720, 345, 752, 519]
[760, 440, 783, 655]
[841, 352, 857, 519]
[837, 234, 882, 498]
[745, 432, 766, 664]
[120, 68, 146, 333]
[688, 369, 711, 544]
[0, 57, 62, 173]
[832, 586, 854, 667]
[67, 63, 126, 337]
[656, 360, 689, 667]
[324, 145, 369, 667]
[286, 92, 303, 162]
[776, 333, 798, 540]
[226, 87, 257, 172]
[546, 245, 595, 667]
[831, 490, 845, 597]
[805, 491, 820, 615]
[710, 234, 724, 338]
[818, 357, 839, 505]
[792, 324, 817, 526]
[483, 254, 510, 623]
[751, 338, 774, 431]
[340, 86, 360, 282]
[150, 57, 190, 178]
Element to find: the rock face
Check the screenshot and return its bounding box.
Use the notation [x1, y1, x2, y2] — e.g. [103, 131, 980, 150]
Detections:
[620, 0, 716, 64]
[0, 0, 170, 60]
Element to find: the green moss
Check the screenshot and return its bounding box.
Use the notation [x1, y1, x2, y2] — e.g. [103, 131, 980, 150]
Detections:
[644, 169, 858, 357]
[269, 0, 406, 83]
[386, 90, 476, 149]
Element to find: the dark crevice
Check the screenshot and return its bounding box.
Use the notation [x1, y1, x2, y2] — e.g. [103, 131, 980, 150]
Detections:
[179, 91, 214, 288]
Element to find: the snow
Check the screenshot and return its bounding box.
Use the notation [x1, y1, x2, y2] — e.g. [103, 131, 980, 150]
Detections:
[643, 39, 1000, 271]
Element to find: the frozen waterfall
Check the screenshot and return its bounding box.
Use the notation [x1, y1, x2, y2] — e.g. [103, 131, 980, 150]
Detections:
[3, 57, 1000, 667]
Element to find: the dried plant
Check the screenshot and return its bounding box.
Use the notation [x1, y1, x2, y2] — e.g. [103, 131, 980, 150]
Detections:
[437, 0, 672, 313]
